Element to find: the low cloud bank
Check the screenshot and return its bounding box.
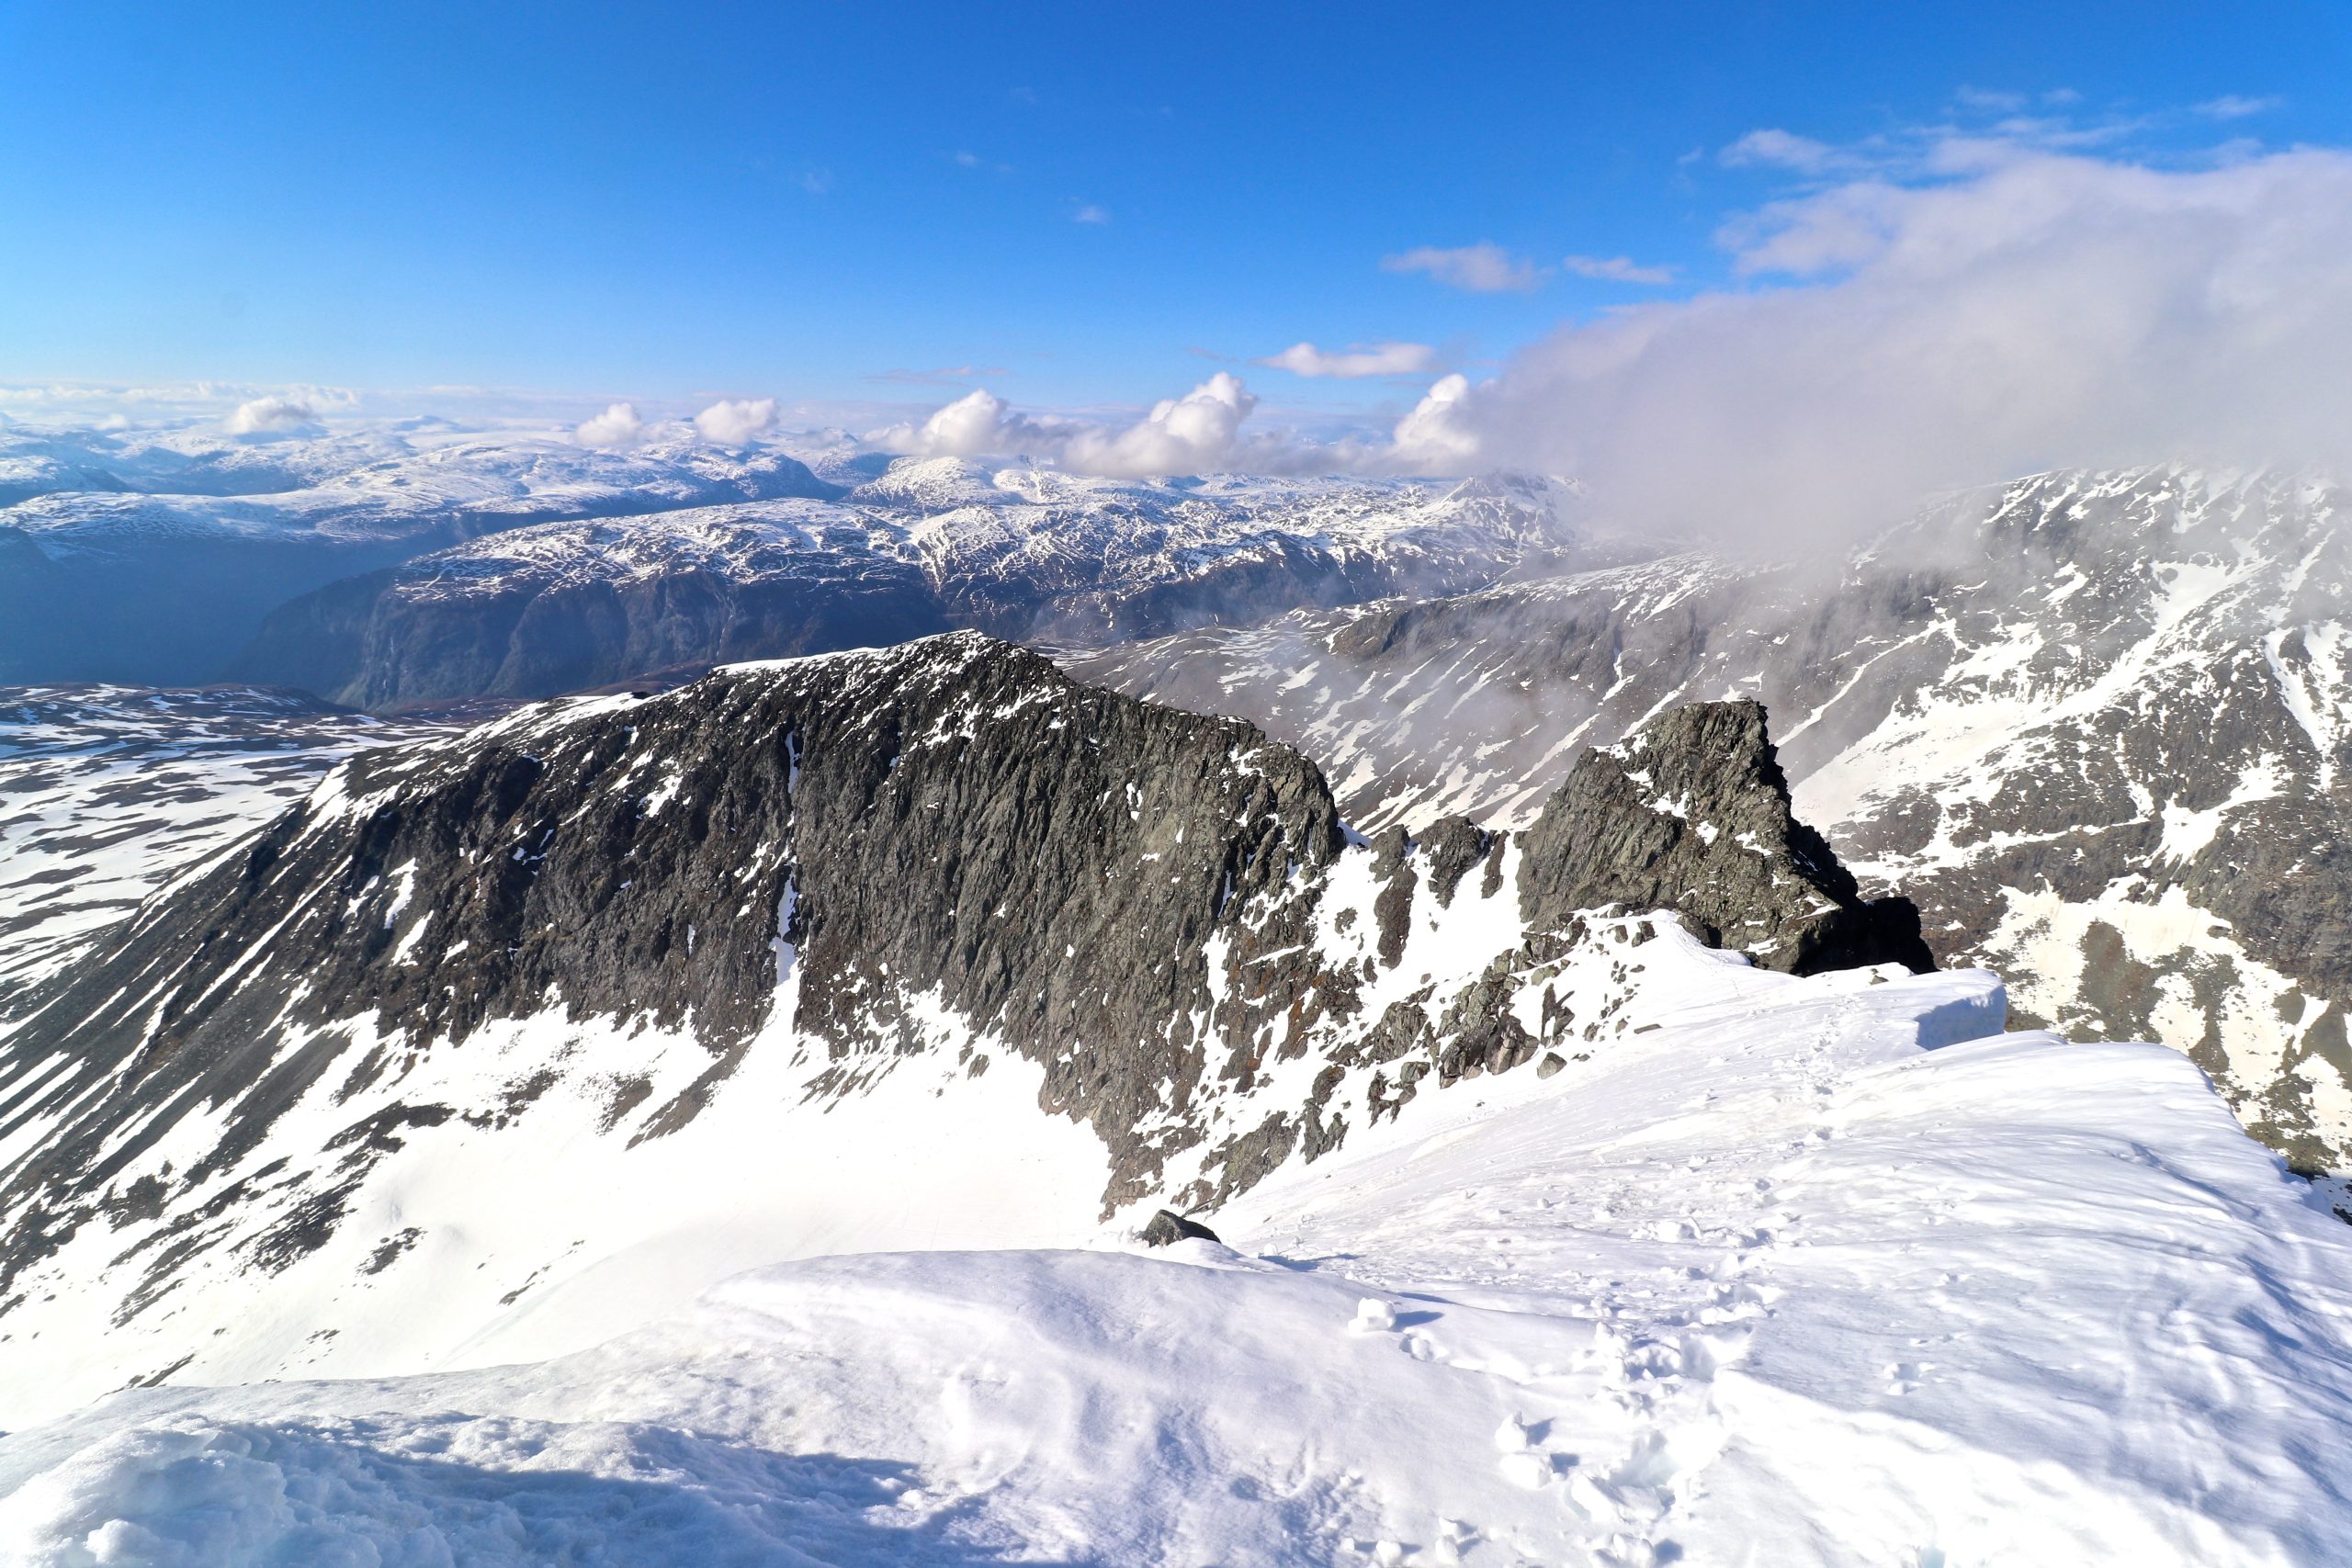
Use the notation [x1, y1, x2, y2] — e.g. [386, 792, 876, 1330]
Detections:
[1408, 146, 2352, 539]
[877, 144, 2352, 540]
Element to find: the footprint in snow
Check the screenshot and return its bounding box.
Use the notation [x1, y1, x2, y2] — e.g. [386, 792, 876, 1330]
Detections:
[1493, 1412, 1554, 1451]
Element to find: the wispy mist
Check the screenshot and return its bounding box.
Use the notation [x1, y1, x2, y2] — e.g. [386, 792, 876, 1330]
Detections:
[1403, 146, 2352, 542]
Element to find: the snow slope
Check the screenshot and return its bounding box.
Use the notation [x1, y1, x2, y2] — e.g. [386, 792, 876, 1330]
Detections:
[5, 949, 2349, 1565]
[0, 638, 1918, 1430]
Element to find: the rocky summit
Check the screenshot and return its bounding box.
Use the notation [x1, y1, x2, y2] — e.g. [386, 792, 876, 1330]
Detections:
[0, 630, 1921, 1411]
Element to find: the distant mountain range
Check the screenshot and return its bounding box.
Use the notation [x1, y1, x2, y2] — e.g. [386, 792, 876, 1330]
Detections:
[225, 464, 1585, 707]
[0, 420, 1586, 694]
[0, 423, 841, 684]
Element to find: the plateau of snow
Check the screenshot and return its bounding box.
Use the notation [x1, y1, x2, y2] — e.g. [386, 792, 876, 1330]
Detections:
[5, 929, 2349, 1565]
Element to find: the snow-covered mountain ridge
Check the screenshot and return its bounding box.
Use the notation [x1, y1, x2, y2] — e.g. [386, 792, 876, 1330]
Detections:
[0, 423, 838, 686]
[1, 416, 1585, 697]
[1072, 465, 2352, 1187]
[0, 632, 1921, 1427]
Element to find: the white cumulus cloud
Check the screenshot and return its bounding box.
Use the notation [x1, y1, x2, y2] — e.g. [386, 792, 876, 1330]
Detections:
[1063, 373, 1259, 476]
[869, 389, 1069, 459]
[224, 395, 317, 434]
[575, 401, 647, 448]
[1389, 374, 1480, 468]
[1257, 341, 1441, 378]
[1381, 243, 1545, 293]
[871, 374, 1350, 478]
[694, 397, 777, 445]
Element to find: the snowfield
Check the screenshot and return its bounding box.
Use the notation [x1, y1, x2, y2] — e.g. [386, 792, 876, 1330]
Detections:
[0, 688, 464, 1003]
[6, 938, 2349, 1565]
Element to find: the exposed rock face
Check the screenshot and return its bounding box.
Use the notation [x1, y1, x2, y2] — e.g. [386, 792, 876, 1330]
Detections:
[1141, 1210, 1221, 1247]
[1521, 703, 1932, 976]
[1071, 467, 2352, 1179]
[0, 637, 1337, 1225]
[0, 632, 1913, 1350]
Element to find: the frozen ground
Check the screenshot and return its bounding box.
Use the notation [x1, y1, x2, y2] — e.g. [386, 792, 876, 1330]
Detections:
[6, 942, 2348, 1565]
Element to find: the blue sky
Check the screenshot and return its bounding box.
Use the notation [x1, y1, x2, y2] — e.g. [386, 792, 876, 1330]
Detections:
[1, 1, 2346, 425]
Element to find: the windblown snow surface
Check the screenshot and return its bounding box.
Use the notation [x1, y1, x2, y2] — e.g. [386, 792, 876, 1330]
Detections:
[5, 932, 2351, 1565]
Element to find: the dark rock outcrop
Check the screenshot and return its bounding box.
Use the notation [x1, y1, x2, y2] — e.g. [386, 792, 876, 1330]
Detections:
[1141, 1210, 1221, 1247]
[1518, 701, 1933, 976]
[0, 635, 1351, 1277]
[1070, 467, 2352, 1178]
